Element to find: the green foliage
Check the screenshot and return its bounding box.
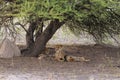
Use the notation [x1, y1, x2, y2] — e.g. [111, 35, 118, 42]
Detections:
[0, 0, 120, 43]
[66, 0, 120, 42]
[18, 0, 76, 21]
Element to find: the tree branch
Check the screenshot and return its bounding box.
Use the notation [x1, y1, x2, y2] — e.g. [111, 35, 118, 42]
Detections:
[14, 22, 28, 33]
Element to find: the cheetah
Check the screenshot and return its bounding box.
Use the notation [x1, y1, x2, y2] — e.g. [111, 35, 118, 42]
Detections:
[54, 45, 90, 62]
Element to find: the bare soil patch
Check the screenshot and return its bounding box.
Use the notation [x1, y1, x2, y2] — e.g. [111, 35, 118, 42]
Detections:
[0, 44, 120, 80]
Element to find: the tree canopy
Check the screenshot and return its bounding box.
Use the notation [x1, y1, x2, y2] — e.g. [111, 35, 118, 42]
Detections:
[0, 0, 120, 56]
[1, 0, 120, 42]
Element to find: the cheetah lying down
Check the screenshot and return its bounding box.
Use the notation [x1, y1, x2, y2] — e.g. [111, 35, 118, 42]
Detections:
[54, 48, 90, 62]
[38, 46, 90, 62]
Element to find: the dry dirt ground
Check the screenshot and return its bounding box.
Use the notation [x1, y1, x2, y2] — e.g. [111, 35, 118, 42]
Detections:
[0, 44, 120, 80]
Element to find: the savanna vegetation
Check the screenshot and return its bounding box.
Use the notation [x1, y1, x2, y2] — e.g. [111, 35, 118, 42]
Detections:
[0, 0, 120, 57]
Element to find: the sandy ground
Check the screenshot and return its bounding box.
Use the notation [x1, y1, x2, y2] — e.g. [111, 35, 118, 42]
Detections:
[0, 44, 120, 80]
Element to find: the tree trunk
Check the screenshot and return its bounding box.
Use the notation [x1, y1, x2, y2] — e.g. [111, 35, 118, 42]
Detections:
[26, 21, 37, 49]
[26, 18, 42, 49]
[27, 20, 65, 57]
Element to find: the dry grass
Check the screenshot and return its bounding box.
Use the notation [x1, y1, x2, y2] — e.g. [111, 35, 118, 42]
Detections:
[0, 44, 120, 80]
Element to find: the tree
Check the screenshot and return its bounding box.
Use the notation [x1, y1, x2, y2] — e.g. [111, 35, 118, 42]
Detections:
[0, 0, 120, 57]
